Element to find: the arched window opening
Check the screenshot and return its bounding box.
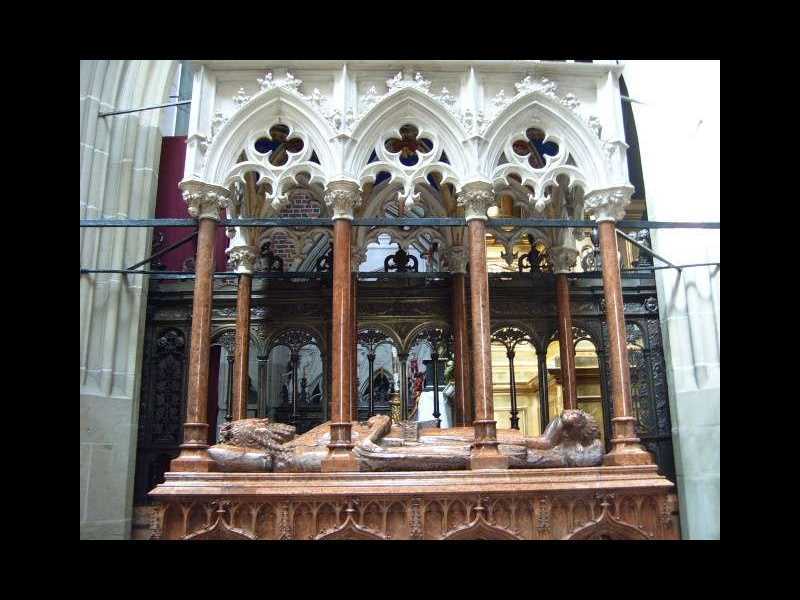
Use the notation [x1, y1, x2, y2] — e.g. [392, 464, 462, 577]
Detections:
[265, 330, 325, 434]
[357, 329, 399, 421]
[491, 327, 540, 435]
[407, 328, 453, 427]
[546, 329, 606, 445]
[212, 333, 259, 439]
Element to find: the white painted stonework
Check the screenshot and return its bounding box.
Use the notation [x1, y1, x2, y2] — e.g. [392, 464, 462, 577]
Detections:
[623, 60, 720, 540]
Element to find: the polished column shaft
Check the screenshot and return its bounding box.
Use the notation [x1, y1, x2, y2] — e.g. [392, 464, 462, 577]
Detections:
[171, 216, 217, 472]
[321, 208, 359, 471]
[232, 273, 252, 420]
[598, 220, 652, 465]
[556, 273, 578, 411]
[466, 216, 508, 469]
[451, 272, 472, 426]
[351, 272, 359, 422]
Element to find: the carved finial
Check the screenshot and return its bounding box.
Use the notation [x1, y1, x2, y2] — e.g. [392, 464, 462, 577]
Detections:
[233, 87, 250, 106]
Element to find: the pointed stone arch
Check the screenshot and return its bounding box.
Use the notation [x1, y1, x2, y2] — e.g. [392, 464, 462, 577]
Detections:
[203, 86, 337, 188]
[482, 91, 614, 193]
[346, 87, 470, 188]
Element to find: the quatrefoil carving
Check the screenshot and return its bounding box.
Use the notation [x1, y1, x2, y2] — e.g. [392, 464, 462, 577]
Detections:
[254, 124, 305, 167]
[384, 124, 433, 166]
[512, 127, 560, 169]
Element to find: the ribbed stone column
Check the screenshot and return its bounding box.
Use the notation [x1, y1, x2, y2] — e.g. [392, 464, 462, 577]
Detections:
[228, 245, 258, 420]
[171, 180, 230, 472]
[321, 180, 362, 472]
[457, 182, 508, 470]
[585, 186, 653, 466]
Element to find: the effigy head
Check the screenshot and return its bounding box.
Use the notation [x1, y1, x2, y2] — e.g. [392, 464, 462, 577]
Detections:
[559, 409, 600, 446]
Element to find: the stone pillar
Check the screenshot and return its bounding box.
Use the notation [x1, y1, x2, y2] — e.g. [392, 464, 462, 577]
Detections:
[446, 246, 472, 427]
[585, 187, 653, 466]
[321, 180, 362, 472]
[457, 182, 508, 470]
[550, 246, 580, 411]
[228, 246, 258, 421]
[171, 180, 230, 472]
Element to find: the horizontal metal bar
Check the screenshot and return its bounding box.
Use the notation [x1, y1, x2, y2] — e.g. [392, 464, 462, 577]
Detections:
[98, 100, 192, 118]
[80, 262, 718, 280]
[80, 217, 721, 229]
[615, 228, 681, 271]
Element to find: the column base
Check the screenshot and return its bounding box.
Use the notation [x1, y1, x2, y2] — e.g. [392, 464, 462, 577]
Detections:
[321, 422, 360, 472]
[320, 451, 361, 473]
[171, 423, 217, 472]
[603, 417, 654, 466]
[470, 420, 509, 470]
[170, 444, 217, 472]
[603, 444, 654, 466]
[470, 448, 510, 470]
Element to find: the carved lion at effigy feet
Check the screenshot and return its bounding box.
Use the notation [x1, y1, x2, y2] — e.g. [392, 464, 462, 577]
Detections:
[207, 410, 603, 473]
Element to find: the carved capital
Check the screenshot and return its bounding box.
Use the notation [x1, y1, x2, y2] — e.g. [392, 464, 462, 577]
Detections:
[227, 245, 259, 274]
[179, 179, 232, 221]
[583, 186, 634, 223]
[456, 181, 496, 222]
[324, 180, 362, 220]
[549, 245, 579, 274]
[444, 245, 469, 273]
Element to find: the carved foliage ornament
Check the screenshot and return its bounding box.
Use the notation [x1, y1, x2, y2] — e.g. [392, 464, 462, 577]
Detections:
[549, 245, 580, 273]
[456, 183, 495, 221]
[583, 186, 634, 223]
[180, 180, 232, 221]
[324, 182, 362, 220]
[227, 245, 259, 274]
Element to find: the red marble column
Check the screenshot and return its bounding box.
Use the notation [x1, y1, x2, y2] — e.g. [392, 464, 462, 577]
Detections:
[351, 271, 359, 422]
[597, 220, 652, 466]
[232, 272, 252, 420]
[556, 273, 578, 411]
[321, 182, 361, 472]
[171, 184, 228, 472]
[459, 182, 508, 470]
[451, 271, 473, 427]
